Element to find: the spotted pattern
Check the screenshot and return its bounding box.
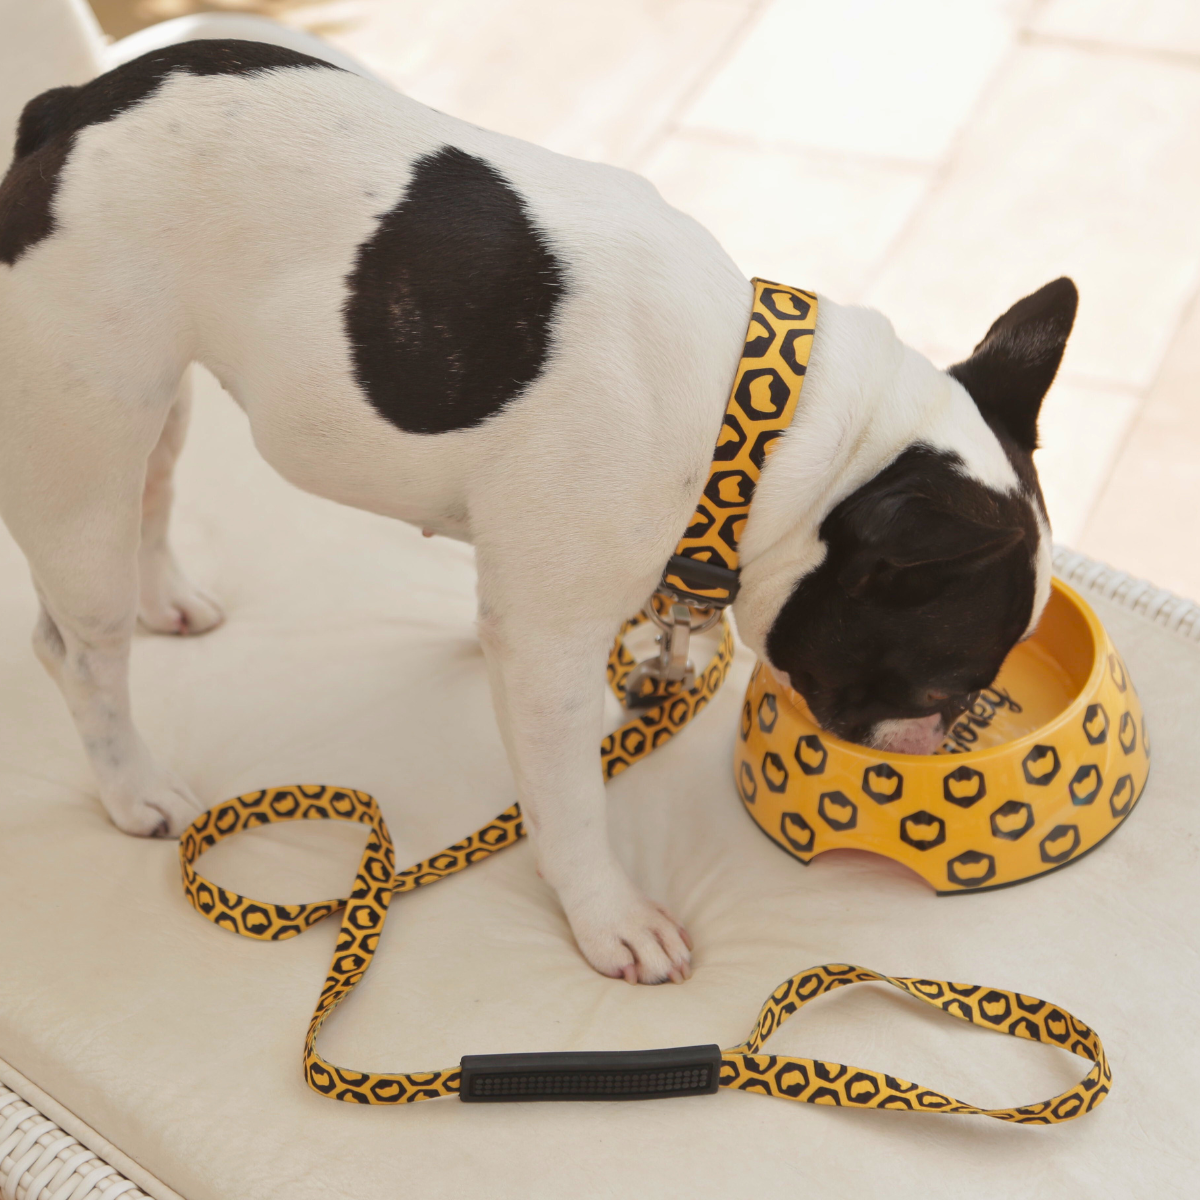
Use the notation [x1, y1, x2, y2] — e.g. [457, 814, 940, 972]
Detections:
[663, 280, 816, 606]
[721, 964, 1110, 1123]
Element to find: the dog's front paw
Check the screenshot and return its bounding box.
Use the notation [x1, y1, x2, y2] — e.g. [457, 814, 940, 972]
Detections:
[558, 870, 693, 985]
[138, 560, 224, 636]
[102, 761, 201, 838]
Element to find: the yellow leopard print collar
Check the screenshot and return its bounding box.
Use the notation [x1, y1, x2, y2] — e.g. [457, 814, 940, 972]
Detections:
[177, 281, 1110, 1123]
[661, 278, 816, 607]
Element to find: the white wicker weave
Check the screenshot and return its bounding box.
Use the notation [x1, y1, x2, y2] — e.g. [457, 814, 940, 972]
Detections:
[0, 549, 1193, 1200]
[1054, 546, 1200, 642]
[0, 1086, 148, 1200]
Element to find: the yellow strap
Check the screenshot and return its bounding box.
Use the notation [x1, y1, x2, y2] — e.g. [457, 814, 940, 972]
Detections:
[664, 279, 816, 604]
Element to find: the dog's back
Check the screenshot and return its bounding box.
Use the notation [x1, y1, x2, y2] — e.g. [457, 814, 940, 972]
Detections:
[0, 40, 748, 520]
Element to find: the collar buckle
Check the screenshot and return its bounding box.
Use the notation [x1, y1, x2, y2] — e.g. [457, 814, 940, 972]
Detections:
[659, 554, 740, 608]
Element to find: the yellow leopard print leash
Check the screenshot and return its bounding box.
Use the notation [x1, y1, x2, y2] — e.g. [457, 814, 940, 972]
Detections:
[178, 281, 1110, 1122]
[179, 780, 1109, 1120]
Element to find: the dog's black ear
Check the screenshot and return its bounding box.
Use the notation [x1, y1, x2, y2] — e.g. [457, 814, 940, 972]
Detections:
[948, 277, 1078, 451]
[838, 492, 1025, 596]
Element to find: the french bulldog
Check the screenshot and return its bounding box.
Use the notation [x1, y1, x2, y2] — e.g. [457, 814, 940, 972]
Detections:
[0, 40, 1075, 983]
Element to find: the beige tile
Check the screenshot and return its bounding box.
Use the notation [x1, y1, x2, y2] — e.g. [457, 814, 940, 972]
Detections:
[1079, 294, 1200, 600]
[643, 133, 930, 299]
[678, 0, 1017, 165]
[1030, 0, 1200, 58]
[311, 0, 756, 167]
[1032, 381, 1140, 545]
[865, 43, 1200, 391]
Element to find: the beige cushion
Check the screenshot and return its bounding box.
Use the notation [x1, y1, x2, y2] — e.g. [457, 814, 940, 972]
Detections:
[1, 367, 1196, 1199]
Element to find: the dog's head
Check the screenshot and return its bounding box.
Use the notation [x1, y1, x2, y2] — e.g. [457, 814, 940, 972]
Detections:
[761, 278, 1077, 754]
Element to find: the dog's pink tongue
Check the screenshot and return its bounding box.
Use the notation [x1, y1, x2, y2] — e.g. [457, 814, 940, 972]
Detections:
[878, 714, 944, 755]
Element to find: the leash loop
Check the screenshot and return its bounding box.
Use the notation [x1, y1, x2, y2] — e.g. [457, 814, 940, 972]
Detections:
[720, 964, 1110, 1121]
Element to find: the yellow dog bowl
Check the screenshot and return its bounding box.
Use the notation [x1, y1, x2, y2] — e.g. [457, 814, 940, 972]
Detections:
[735, 579, 1149, 892]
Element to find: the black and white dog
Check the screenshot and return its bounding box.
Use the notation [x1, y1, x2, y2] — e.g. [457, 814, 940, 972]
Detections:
[0, 41, 1076, 983]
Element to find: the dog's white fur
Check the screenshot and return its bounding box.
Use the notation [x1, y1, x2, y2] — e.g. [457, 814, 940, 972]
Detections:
[0, 63, 1050, 983]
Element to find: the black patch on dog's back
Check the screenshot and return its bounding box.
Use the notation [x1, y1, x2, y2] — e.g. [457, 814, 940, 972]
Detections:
[343, 146, 566, 434]
[0, 40, 339, 265]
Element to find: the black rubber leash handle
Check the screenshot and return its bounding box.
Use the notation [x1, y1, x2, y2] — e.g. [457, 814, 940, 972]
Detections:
[459, 1044, 722, 1102]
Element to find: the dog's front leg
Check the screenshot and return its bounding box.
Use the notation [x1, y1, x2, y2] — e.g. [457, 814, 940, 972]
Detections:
[477, 602, 692, 984]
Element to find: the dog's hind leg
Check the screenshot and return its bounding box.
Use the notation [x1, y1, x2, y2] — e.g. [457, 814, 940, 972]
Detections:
[137, 369, 224, 636]
[0, 348, 201, 837]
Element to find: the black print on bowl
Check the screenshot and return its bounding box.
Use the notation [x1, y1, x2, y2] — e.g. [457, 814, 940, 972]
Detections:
[990, 800, 1034, 841]
[946, 850, 997, 887]
[862, 763, 903, 804]
[794, 735, 827, 776]
[1109, 774, 1135, 818]
[900, 811, 946, 851]
[761, 751, 789, 793]
[1068, 764, 1103, 806]
[1083, 703, 1108, 745]
[942, 765, 986, 808]
[757, 693, 778, 734]
[738, 760, 757, 804]
[818, 790, 858, 831]
[1022, 744, 1061, 786]
[1039, 824, 1081, 864]
[740, 699, 752, 742]
[1109, 654, 1127, 693]
[1119, 712, 1137, 755]
[780, 811, 815, 854]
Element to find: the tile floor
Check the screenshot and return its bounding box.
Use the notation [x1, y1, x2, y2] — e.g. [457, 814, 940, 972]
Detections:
[93, 0, 1200, 597]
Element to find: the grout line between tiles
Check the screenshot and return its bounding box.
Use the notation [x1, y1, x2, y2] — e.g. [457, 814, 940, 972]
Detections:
[853, 29, 1030, 304]
[1019, 27, 1200, 72]
[1052, 373, 1146, 399]
[1075, 278, 1200, 542]
[662, 125, 934, 177]
[628, 0, 773, 174]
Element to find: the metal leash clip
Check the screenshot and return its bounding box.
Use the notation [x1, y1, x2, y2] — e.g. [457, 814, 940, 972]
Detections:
[624, 594, 723, 708]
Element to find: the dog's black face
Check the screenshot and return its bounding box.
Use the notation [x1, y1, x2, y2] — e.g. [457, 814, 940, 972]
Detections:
[766, 278, 1078, 752]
